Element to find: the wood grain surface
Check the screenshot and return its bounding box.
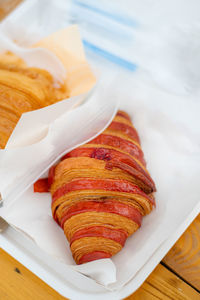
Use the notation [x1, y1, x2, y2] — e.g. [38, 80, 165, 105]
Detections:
[0, 248, 65, 300]
[0, 248, 199, 300]
[163, 214, 200, 291]
[125, 264, 200, 300]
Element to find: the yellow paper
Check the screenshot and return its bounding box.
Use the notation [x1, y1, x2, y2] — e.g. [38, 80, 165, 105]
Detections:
[36, 25, 96, 97]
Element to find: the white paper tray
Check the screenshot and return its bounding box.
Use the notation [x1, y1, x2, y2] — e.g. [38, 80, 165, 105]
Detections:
[1, 1, 200, 299]
[1, 201, 199, 300]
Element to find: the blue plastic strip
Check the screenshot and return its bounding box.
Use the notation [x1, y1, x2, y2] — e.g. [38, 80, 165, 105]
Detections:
[83, 40, 137, 71]
[73, 0, 137, 28]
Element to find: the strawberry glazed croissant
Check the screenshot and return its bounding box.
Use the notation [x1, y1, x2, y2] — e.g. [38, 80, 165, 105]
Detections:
[34, 110, 156, 264]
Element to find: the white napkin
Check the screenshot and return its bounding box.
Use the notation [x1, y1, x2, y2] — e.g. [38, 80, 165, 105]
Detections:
[6, 94, 86, 148]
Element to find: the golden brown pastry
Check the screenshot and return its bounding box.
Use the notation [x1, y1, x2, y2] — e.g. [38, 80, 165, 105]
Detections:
[34, 110, 156, 264]
[0, 52, 69, 148]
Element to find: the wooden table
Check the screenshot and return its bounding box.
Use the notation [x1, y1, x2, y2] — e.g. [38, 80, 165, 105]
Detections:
[0, 2, 200, 299]
[0, 215, 199, 299]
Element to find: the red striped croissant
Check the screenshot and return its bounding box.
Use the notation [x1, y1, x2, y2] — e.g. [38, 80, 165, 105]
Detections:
[34, 110, 156, 264]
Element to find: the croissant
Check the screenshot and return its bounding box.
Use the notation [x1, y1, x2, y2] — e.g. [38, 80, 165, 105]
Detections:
[34, 110, 156, 264]
[0, 52, 69, 148]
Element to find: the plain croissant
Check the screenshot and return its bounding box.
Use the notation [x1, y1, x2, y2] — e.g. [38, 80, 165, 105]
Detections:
[0, 52, 69, 148]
